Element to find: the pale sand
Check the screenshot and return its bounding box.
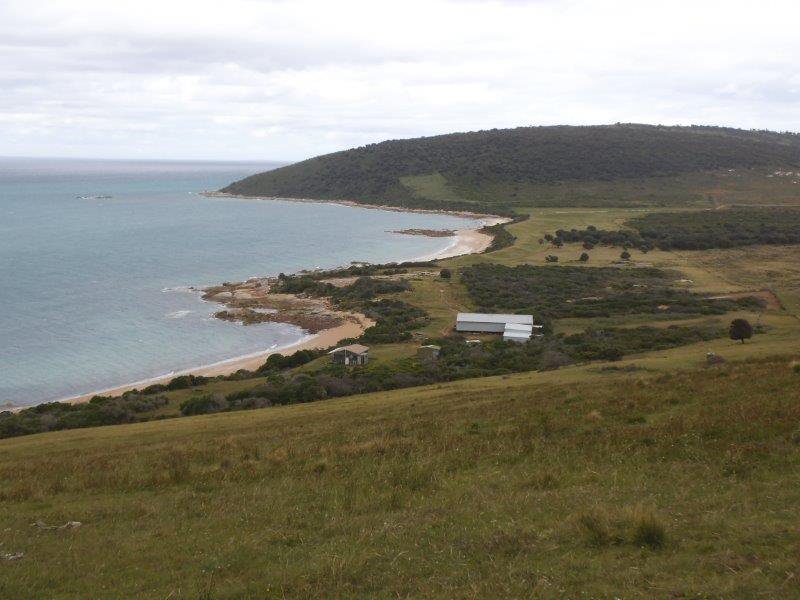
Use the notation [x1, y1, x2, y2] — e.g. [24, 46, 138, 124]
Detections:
[418, 217, 508, 260]
[64, 313, 373, 405]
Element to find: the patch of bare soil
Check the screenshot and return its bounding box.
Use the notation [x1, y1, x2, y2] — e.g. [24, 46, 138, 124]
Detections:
[708, 290, 783, 311]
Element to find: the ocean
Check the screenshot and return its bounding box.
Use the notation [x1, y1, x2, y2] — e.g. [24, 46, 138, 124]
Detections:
[0, 158, 480, 407]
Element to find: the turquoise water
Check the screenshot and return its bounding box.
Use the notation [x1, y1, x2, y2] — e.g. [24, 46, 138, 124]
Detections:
[0, 158, 479, 407]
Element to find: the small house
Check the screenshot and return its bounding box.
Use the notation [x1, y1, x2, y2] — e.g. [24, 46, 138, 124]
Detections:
[329, 344, 370, 366]
[417, 344, 441, 362]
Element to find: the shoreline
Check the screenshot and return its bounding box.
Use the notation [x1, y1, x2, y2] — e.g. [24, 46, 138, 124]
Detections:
[57, 312, 374, 406]
[203, 191, 507, 222]
[20, 197, 509, 409]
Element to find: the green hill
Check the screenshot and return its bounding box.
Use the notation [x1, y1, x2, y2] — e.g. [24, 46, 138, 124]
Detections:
[222, 124, 800, 212]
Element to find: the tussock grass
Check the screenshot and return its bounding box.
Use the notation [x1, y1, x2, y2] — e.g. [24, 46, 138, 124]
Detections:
[1, 358, 799, 597]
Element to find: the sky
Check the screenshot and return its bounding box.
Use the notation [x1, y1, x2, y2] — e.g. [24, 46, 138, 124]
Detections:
[1, 0, 799, 161]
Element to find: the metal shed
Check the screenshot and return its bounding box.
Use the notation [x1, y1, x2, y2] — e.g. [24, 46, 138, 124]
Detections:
[456, 312, 534, 333]
[503, 322, 534, 343]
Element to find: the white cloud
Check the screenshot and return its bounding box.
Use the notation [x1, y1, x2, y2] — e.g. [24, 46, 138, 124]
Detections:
[0, 0, 798, 160]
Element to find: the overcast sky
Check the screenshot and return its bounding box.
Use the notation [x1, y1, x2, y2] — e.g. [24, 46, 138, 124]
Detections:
[1, 0, 798, 161]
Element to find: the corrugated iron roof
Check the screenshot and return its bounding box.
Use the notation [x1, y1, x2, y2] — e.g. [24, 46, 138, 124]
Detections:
[457, 313, 534, 325]
[328, 344, 370, 355]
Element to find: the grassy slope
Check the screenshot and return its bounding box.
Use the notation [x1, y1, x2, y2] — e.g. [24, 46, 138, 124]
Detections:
[1, 357, 799, 598]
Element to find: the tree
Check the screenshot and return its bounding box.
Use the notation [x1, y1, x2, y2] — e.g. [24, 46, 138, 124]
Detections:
[729, 318, 753, 344]
[439, 268, 452, 280]
[579, 252, 589, 262]
[620, 250, 631, 260]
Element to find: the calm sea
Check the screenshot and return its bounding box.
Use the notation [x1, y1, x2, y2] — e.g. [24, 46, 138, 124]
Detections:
[0, 158, 479, 407]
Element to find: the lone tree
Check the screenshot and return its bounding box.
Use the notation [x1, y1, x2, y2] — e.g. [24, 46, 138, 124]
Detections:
[439, 268, 452, 280]
[579, 252, 589, 262]
[729, 318, 753, 344]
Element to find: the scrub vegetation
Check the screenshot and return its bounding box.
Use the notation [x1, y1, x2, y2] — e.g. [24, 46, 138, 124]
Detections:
[554, 207, 800, 251]
[460, 263, 762, 323]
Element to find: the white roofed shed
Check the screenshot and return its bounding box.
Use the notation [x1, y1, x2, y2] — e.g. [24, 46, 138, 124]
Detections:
[456, 312, 533, 333]
[503, 322, 534, 343]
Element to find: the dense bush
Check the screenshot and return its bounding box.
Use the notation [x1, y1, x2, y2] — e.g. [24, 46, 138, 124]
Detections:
[482, 216, 525, 252]
[273, 275, 411, 305]
[460, 264, 762, 323]
[138, 374, 210, 396]
[360, 299, 429, 343]
[256, 349, 321, 373]
[554, 227, 651, 251]
[553, 208, 800, 252]
[629, 208, 800, 250]
[0, 394, 169, 439]
[272, 272, 429, 345]
[563, 325, 722, 361]
[177, 324, 726, 417]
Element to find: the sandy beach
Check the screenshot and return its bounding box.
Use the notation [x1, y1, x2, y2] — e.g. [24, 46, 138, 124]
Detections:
[55, 204, 506, 407]
[64, 312, 374, 405]
[416, 218, 508, 260]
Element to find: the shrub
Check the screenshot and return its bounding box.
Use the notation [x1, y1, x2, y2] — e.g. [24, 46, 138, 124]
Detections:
[729, 318, 754, 344]
[632, 514, 666, 549]
[179, 394, 227, 416]
[545, 255, 559, 263]
[579, 252, 589, 262]
[439, 268, 452, 280]
[620, 250, 631, 260]
[578, 513, 610, 547]
[0, 394, 168, 440]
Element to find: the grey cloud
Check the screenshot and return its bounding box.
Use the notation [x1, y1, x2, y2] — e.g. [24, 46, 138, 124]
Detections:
[0, 0, 798, 160]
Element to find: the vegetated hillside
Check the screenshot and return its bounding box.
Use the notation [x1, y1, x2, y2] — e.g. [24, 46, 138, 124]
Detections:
[222, 124, 800, 211]
[1, 358, 799, 597]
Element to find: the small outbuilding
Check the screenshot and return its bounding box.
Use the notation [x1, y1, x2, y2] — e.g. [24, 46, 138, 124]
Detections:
[417, 344, 441, 362]
[329, 344, 370, 366]
[503, 323, 534, 343]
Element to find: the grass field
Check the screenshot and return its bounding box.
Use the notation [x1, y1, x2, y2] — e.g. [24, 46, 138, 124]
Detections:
[2, 356, 799, 598]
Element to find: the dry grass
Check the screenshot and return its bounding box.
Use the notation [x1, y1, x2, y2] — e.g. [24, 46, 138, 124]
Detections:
[2, 358, 800, 597]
